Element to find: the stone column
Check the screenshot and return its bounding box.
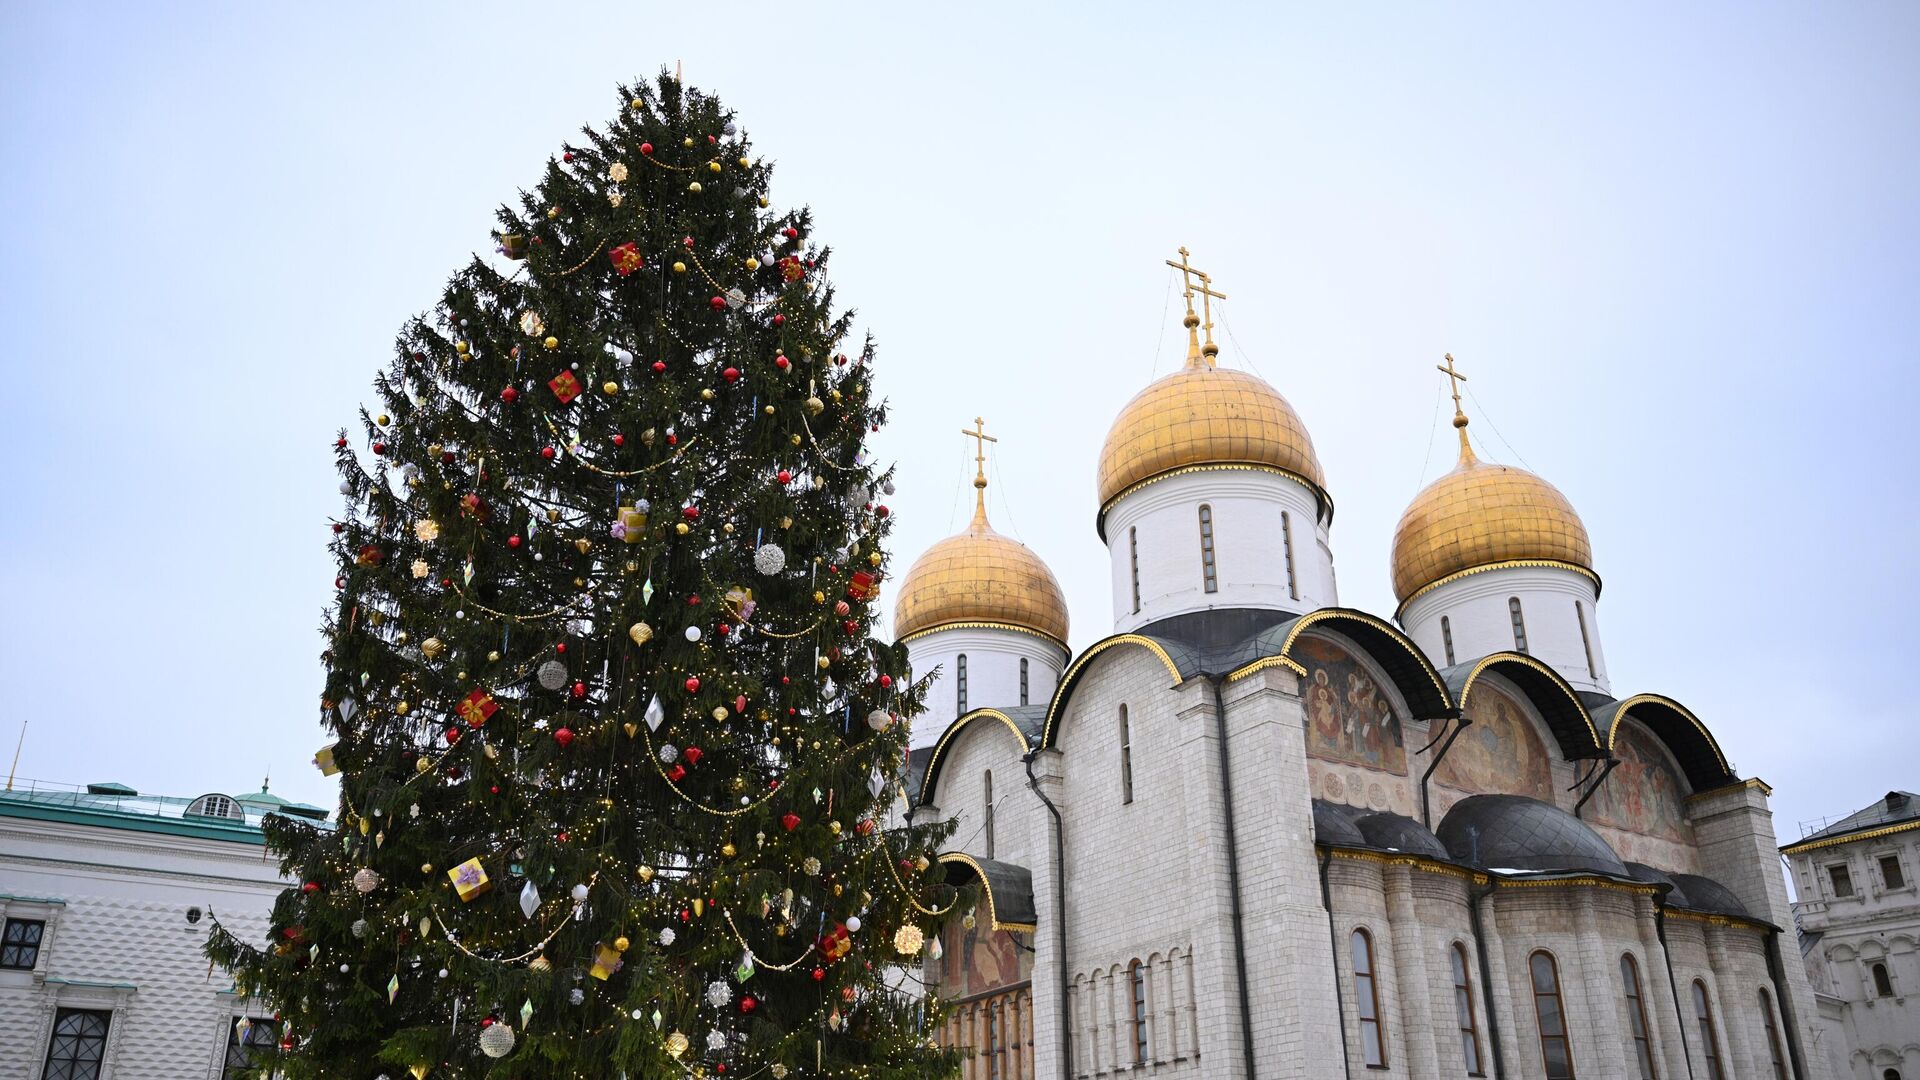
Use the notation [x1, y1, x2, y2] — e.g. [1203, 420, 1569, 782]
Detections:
[1573, 892, 1631, 1076]
[1706, 924, 1758, 1080]
[1635, 897, 1692, 1080]
[1688, 779, 1833, 1080]
[1024, 747, 1069, 1080]
[1383, 864, 1443, 1077]
[1173, 679, 1251, 1079]
[1481, 892, 1528, 1074]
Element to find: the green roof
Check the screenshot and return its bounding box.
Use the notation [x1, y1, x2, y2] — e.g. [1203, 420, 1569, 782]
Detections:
[0, 781, 332, 844]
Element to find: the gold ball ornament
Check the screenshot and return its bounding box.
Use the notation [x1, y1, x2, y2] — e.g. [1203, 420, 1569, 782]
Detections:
[672, 261, 687, 273]
[488, 651, 501, 662]
[376, 414, 390, 426]
[688, 181, 702, 194]
[603, 381, 620, 395]
[711, 707, 728, 721]
[529, 955, 552, 973]
[546, 206, 559, 220]
[804, 396, 825, 416]
[737, 156, 750, 167]
[682, 136, 695, 147]
[676, 522, 690, 535]
[421, 862, 434, 873]
[415, 758, 431, 774]
[789, 434, 803, 446]
[542, 335, 559, 350]
[455, 341, 470, 355]
[746, 257, 760, 270]
[721, 843, 736, 858]
[614, 936, 630, 951]
[758, 196, 770, 208]
[707, 160, 722, 173]
[763, 405, 776, 415]
[829, 821, 842, 835]
[628, 622, 654, 646]
[395, 700, 409, 715]
[817, 655, 832, 670]
[700, 388, 715, 401]
[868, 551, 882, 566]
[665, 1032, 689, 1059]
[421, 637, 444, 658]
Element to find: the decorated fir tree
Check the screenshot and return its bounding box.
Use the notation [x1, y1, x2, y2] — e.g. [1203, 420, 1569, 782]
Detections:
[207, 74, 961, 1080]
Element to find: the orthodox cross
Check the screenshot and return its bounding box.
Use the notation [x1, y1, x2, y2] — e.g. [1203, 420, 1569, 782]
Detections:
[1436, 352, 1476, 459]
[1436, 352, 1468, 414]
[1166, 246, 1228, 363]
[962, 417, 997, 524]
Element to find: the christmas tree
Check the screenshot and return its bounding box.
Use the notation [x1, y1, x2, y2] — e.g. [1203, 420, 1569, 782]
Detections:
[207, 73, 961, 1080]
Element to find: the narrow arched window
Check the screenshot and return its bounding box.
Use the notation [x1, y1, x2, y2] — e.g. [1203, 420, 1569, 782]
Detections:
[983, 770, 995, 859]
[1128, 959, 1149, 1064]
[1691, 980, 1725, 1080]
[1441, 615, 1456, 667]
[1019, 657, 1029, 706]
[1620, 954, 1657, 1079]
[1575, 600, 1596, 679]
[956, 654, 968, 714]
[1873, 960, 1895, 997]
[1529, 951, 1574, 1079]
[1125, 527, 1141, 615]
[1759, 988, 1788, 1080]
[1509, 597, 1529, 653]
[1351, 929, 1386, 1067]
[1281, 510, 1299, 599]
[1451, 942, 1484, 1075]
[1119, 705, 1134, 805]
[1198, 505, 1218, 593]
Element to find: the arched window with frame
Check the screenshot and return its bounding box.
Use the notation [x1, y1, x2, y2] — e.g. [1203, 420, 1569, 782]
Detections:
[1575, 600, 1596, 679]
[1128, 526, 1141, 614]
[1529, 950, 1574, 1079]
[1198, 505, 1218, 593]
[1509, 597, 1530, 653]
[1758, 988, 1787, 1080]
[1281, 510, 1299, 599]
[1118, 705, 1134, 805]
[1019, 657, 1029, 706]
[1691, 980, 1725, 1080]
[982, 770, 994, 859]
[1620, 953, 1657, 1079]
[1450, 942, 1484, 1075]
[1441, 615, 1456, 666]
[956, 653, 968, 714]
[1351, 928, 1386, 1068]
[1872, 960, 1895, 997]
[1128, 959, 1149, 1065]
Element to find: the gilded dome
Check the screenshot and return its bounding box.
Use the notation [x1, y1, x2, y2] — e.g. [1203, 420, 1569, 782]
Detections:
[1096, 362, 1327, 517]
[1390, 440, 1593, 605]
[892, 514, 1070, 648]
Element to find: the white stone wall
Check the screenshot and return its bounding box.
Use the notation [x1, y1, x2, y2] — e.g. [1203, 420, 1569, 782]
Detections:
[1103, 469, 1334, 634]
[903, 625, 1066, 749]
[1789, 824, 1920, 1079]
[0, 817, 286, 1080]
[1401, 564, 1610, 694]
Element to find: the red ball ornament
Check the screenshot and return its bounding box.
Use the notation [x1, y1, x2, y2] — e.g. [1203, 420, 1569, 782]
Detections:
[570, 681, 586, 699]
[553, 727, 574, 748]
[555, 643, 566, 654]
[332, 523, 344, 534]
[557, 830, 569, 842]
[683, 505, 700, 519]
[651, 360, 667, 373]
[782, 813, 801, 832]
[666, 433, 678, 446]
[445, 727, 461, 744]
[507, 534, 523, 549]
[722, 366, 740, 383]
[370, 442, 386, 455]
[501, 386, 519, 404]
[709, 296, 727, 311]
[334, 437, 347, 448]
[685, 676, 701, 693]
[563, 151, 574, 162]
[775, 355, 790, 370]
[640, 142, 654, 155]
[776, 470, 791, 485]
[720, 626, 733, 639]
[812, 967, 825, 982]
[612, 433, 625, 447]
[773, 314, 785, 327]
[302, 881, 319, 893]
[688, 594, 701, 605]
[489, 785, 500, 794]
[441, 450, 455, 464]
[879, 674, 893, 689]
[875, 505, 890, 518]
[780, 676, 791, 686]
[682, 236, 696, 248]
[783, 227, 799, 240]
[541, 446, 556, 460]
[446, 765, 462, 779]
[334, 576, 346, 589]
[739, 996, 756, 1013]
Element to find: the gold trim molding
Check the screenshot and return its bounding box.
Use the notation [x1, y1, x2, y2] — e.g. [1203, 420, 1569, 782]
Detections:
[918, 709, 1033, 807]
[1781, 817, 1920, 856]
[1393, 559, 1603, 621]
[898, 619, 1070, 654]
[1097, 462, 1333, 536]
[1040, 635, 1183, 747]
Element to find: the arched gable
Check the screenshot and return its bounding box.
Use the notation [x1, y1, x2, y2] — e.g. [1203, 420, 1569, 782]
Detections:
[1039, 633, 1186, 749]
[916, 708, 1035, 810]
[1590, 714, 1697, 846]
[1433, 671, 1556, 801]
[1294, 629, 1415, 777]
[1249, 608, 1453, 719]
[1592, 694, 1738, 792]
[938, 852, 1038, 932]
[1447, 652, 1604, 761]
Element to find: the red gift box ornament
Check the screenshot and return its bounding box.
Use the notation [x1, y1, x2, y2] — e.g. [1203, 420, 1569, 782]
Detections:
[846, 571, 878, 601]
[608, 241, 642, 276]
[818, 922, 852, 962]
[778, 255, 804, 283]
[356, 544, 384, 567]
[457, 688, 499, 728]
[548, 371, 582, 404]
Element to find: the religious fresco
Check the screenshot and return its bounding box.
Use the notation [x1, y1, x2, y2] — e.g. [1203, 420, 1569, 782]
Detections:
[1590, 720, 1693, 845]
[1434, 682, 1554, 800]
[936, 908, 1032, 999]
[1299, 635, 1407, 776]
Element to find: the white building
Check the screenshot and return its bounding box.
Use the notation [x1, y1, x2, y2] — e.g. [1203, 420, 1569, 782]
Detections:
[887, 258, 1833, 1079]
[1785, 791, 1920, 1080]
[0, 779, 325, 1080]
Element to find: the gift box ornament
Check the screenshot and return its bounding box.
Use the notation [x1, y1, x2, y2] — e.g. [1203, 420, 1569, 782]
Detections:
[846, 571, 878, 601]
[499, 233, 528, 259]
[616, 505, 648, 543]
[458, 688, 499, 728]
[313, 743, 340, 777]
[448, 858, 492, 902]
[589, 943, 624, 980]
[818, 922, 852, 962]
[548, 371, 582, 404]
[608, 241, 642, 277]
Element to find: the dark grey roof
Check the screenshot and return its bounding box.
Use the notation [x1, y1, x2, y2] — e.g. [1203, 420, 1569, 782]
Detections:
[941, 856, 1037, 929]
[1437, 794, 1628, 877]
[1440, 656, 1605, 760]
[1586, 695, 1739, 792]
[998, 704, 1050, 744]
[1669, 873, 1752, 919]
[1625, 862, 1691, 907]
[1312, 799, 1368, 848]
[1792, 791, 1920, 847]
[1353, 811, 1451, 860]
[904, 746, 936, 804]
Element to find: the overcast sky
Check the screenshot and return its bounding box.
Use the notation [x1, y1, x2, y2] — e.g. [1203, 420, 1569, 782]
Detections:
[2, 2, 1914, 844]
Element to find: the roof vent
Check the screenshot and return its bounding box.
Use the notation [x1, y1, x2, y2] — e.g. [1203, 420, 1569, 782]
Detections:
[1889, 792, 1911, 811]
[184, 793, 246, 820]
[85, 782, 138, 796]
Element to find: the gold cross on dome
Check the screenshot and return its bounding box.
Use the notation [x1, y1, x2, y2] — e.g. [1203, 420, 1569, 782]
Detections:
[1166, 247, 1228, 365]
[962, 417, 998, 526]
[1436, 352, 1477, 462]
[1437, 352, 1468, 413]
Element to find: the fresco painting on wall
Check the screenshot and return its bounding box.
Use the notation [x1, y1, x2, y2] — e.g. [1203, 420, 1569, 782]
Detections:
[1299, 636, 1407, 776]
[1591, 720, 1692, 844]
[1434, 682, 1554, 799]
[938, 909, 1032, 999]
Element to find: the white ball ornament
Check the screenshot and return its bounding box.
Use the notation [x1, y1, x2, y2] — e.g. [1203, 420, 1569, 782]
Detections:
[753, 543, 786, 575]
[846, 915, 862, 933]
[706, 1030, 728, 1052]
[684, 626, 702, 642]
[659, 927, 677, 946]
[478, 1022, 517, 1058]
[353, 868, 382, 894]
[570, 883, 590, 903]
[866, 709, 893, 733]
[706, 979, 732, 1008]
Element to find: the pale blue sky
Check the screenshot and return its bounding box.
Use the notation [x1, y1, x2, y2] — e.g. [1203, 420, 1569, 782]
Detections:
[2, 2, 1914, 841]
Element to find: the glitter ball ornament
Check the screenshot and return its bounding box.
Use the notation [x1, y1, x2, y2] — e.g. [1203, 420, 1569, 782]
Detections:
[659, 743, 678, 764]
[353, 868, 382, 894]
[705, 1030, 728, 1052]
[753, 543, 786, 575]
[866, 709, 893, 732]
[537, 660, 568, 690]
[659, 927, 677, 946]
[478, 1022, 516, 1058]
[893, 924, 925, 955]
[706, 979, 731, 1008]
[351, 918, 369, 939]
[569, 988, 585, 1005]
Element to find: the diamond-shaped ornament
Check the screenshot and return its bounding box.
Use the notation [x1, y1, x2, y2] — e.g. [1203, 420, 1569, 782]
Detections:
[388, 974, 401, 1003]
[337, 698, 358, 721]
[520, 999, 534, 1028]
[519, 881, 540, 920]
[645, 694, 666, 732]
[642, 577, 654, 605]
[736, 953, 755, 982]
[868, 769, 885, 798]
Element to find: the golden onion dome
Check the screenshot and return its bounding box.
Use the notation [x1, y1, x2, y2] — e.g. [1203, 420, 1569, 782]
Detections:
[893, 436, 1070, 649]
[1391, 420, 1594, 607]
[1096, 360, 1327, 523]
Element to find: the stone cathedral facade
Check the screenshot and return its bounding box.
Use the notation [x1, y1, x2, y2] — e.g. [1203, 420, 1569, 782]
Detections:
[886, 255, 1832, 1080]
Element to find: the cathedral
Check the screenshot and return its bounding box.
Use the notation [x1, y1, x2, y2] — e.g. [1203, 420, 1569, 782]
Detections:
[888, 252, 1831, 1079]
